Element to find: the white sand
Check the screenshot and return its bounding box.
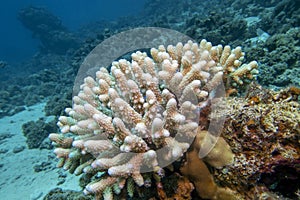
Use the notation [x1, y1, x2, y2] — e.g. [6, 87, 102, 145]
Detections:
[0, 102, 81, 200]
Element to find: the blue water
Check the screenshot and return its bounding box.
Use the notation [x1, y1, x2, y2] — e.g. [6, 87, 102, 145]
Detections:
[0, 0, 146, 63]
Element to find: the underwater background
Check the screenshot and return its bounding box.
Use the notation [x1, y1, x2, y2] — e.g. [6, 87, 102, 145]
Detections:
[0, 0, 299, 199]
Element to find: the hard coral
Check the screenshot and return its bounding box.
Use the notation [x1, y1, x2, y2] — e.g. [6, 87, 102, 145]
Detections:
[196, 130, 234, 169]
[211, 83, 300, 199]
[50, 39, 258, 199]
[180, 129, 237, 200]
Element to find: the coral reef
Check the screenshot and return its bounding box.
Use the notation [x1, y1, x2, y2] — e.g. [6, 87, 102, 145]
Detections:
[163, 0, 299, 90]
[0, 53, 74, 118]
[44, 92, 72, 116]
[211, 83, 300, 199]
[0, 0, 298, 198]
[259, 0, 300, 34]
[18, 6, 79, 54]
[44, 188, 93, 200]
[247, 27, 300, 87]
[2, 0, 297, 120]
[50, 39, 258, 199]
[185, 11, 248, 45]
[22, 118, 57, 149]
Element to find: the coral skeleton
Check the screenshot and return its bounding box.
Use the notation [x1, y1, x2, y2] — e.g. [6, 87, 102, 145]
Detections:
[50, 39, 258, 199]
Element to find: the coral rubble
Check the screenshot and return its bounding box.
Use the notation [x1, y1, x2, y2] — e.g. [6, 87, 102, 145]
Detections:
[50, 39, 258, 199]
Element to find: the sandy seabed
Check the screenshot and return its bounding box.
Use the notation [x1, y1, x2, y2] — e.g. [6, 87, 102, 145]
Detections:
[0, 102, 80, 200]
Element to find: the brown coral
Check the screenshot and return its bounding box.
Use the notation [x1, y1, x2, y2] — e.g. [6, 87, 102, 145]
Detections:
[180, 129, 237, 200]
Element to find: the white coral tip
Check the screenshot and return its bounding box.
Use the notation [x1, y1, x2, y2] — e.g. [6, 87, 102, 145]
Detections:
[163, 129, 170, 137]
[174, 114, 186, 123]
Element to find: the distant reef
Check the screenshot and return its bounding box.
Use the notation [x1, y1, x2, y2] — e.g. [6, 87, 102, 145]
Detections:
[18, 6, 79, 54]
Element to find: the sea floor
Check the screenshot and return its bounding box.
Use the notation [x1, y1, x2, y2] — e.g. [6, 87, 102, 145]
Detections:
[0, 102, 80, 200]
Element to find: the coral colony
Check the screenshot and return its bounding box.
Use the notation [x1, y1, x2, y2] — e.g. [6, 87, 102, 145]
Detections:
[49, 39, 293, 199]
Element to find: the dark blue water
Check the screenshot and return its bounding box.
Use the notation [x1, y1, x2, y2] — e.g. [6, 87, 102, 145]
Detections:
[0, 0, 146, 63]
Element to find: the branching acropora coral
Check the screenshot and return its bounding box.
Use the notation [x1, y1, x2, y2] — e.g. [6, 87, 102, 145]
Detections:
[50, 39, 258, 199]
